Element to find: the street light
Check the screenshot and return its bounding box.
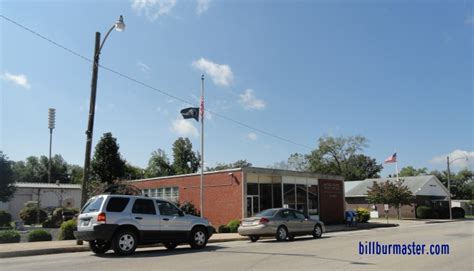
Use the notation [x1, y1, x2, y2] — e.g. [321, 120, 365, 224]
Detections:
[81, 15, 125, 207]
[446, 155, 469, 220]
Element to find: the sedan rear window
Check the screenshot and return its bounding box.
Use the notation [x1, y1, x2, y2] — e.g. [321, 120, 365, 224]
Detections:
[255, 209, 278, 217]
[81, 196, 104, 213]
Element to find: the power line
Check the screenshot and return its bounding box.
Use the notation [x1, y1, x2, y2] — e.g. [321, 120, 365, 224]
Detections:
[0, 14, 313, 150]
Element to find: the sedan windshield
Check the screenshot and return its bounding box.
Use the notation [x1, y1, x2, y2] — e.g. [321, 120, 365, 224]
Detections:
[255, 209, 278, 217]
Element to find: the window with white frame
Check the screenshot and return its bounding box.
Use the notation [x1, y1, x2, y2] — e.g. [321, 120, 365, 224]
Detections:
[141, 187, 179, 203]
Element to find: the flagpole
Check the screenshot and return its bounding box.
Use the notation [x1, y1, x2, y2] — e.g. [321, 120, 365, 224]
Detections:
[395, 150, 399, 182]
[200, 74, 204, 218]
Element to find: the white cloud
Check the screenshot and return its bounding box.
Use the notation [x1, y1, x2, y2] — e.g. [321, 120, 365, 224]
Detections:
[1, 72, 31, 89]
[430, 150, 474, 169]
[196, 0, 210, 15]
[131, 0, 177, 21]
[192, 58, 234, 87]
[247, 132, 257, 141]
[239, 89, 266, 110]
[170, 119, 199, 137]
[137, 61, 150, 73]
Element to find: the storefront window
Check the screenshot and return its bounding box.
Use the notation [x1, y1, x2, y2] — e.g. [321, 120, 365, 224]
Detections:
[247, 183, 258, 195]
[272, 183, 282, 208]
[296, 184, 307, 214]
[308, 185, 319, 216]
[259, 184, 272, 211]
[283, 184, 295, 209]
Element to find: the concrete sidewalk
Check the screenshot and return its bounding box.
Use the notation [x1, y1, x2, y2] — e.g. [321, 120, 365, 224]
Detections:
[0, 222, 397, 258]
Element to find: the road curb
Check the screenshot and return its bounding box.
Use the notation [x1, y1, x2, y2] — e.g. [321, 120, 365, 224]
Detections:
[0, 224, 395, 259]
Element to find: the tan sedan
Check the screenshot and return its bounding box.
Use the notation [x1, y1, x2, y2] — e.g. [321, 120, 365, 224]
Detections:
[238, 208, 325, 242]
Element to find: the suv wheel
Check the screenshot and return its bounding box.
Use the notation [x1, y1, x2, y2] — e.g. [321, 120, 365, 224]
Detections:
[112, 229, 138, 256]
[275, 226, 288, 241]
[189, 227, 208, 249]
[89, 240, 111, 254]
[164, 242, 178, 250]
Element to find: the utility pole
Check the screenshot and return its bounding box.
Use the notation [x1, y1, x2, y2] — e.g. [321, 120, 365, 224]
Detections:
[447, 156, 452, 220]
[200, 74, 204, 218]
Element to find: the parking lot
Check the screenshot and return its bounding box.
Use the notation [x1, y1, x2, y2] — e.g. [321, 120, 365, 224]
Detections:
[1, 220, 472, 271]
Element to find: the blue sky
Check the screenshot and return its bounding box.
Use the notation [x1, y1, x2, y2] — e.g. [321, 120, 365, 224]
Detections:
[1, 0, 473, 177]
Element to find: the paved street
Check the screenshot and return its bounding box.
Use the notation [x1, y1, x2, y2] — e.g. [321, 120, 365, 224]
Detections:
[1, 221, 472, 271]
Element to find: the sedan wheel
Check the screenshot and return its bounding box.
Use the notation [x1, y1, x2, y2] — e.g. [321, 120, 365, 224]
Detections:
[313, 225, 323, 238]
[276, 226, 288, 241]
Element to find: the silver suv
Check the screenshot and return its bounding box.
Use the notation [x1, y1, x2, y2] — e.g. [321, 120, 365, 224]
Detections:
[74, 194, 213, 256]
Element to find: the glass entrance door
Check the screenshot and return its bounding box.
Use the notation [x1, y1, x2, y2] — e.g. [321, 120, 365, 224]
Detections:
[246, 196, 259, 217]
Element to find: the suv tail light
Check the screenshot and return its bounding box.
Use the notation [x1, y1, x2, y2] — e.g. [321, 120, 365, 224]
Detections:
[97, 212, 106, 223]
[259, 217, 269, 224]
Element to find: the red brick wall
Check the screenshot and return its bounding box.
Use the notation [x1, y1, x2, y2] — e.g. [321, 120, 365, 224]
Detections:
[132, 171, 243, 227]
[345, 197, 416, 219]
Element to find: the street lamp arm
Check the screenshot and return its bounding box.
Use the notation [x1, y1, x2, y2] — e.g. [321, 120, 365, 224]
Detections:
[98, 24, 115, 54]
[448, 156, 469, 166]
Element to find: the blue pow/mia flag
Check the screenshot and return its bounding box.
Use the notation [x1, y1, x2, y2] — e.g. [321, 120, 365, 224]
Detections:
[180, 107, 200, 121]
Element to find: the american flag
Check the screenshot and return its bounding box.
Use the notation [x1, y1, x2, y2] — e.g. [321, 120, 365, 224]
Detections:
[384, 152, 397, 163]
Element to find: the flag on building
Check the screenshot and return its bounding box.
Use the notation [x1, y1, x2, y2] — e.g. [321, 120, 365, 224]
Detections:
[384, 152, 397, 163]
[180, 107, 199, 121]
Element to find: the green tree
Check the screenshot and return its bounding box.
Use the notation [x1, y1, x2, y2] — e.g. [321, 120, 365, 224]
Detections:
[12, 156, 42, 183]
[367, 179, 414, 219]
[67, 164, 84, 184]
[171, 137, 199, 174]
[306, 135, 382, 180]
[399, 166, 428, 177]
[145, 149, 173, 177]
[207, 159, 252, 171]
[91, 132, 126, 185]
[12, 155, 73, 183]
[0, 151, 16, 202]
[124, 163, 145, 180]
[429, 169, 473, 200]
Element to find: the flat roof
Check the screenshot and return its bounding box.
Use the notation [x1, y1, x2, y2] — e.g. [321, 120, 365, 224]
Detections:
[15, 182, 81, 189]
[130, 166, 344, 183]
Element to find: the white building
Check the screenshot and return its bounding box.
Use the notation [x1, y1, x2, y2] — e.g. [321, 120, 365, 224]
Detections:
[0, 183, 82, 221]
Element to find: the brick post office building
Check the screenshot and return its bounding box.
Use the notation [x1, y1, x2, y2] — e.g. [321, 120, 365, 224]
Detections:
[131, 167, 345, 226]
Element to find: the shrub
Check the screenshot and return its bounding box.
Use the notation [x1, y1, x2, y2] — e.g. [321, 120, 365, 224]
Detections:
[218, 225, 230, 233]
[416, 206, 434, 219]
[452, 207, 465, 219]
[19, 207, 48, 225]
[0, 230, 20, 243]
[0, 211, 12, 227]
[58, 219, 77, 240]
[28, 229, 52, 242]
[226, 219, 240, 233]
[355, 208, 370, 223]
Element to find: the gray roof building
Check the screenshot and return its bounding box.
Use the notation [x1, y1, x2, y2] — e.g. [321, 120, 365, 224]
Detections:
[345, 175, 449, 198]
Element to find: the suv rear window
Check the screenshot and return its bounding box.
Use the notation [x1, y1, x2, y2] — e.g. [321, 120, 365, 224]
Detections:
[106, 197, 130, 212]
[81, 196, 104, 213]
[132, 199, 156, 215]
